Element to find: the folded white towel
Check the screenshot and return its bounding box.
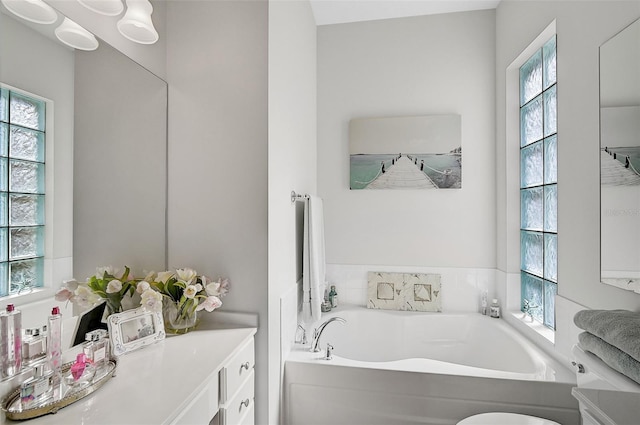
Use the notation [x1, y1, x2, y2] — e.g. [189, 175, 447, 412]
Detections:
[302, 195, 326, 326]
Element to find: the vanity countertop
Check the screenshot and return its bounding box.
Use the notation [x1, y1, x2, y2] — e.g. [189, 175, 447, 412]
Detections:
[571, 387, 640, 425]
[1, 324, 256, 425]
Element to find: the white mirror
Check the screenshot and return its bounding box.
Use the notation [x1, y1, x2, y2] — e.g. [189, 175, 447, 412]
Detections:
[600, 18, 640, 293]
[0, 6, 167, 290]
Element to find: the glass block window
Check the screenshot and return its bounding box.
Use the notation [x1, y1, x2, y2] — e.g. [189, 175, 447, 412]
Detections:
[519, 36, 557, 329]
[0, 87, 45, 297]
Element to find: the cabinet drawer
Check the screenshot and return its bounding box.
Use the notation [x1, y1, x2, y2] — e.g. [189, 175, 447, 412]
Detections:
[221, 338, 254, 403]
[171, 376, 219, 425]
[221, 370, 254, 425]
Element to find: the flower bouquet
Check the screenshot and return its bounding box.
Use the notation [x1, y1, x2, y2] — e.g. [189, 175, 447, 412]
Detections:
[56, 266, 229, 334]
[56, 266, 138, 317]
[143, 268, 229, 334]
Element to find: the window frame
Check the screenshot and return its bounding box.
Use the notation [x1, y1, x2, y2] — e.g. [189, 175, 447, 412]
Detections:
[518, 35, 558, 330]
[0, 83, 59, 305]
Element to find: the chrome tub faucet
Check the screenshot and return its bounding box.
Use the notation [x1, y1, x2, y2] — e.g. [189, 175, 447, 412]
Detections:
[310, 317, 346, 352]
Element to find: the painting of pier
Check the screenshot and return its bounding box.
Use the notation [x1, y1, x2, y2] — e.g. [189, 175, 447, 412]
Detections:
[349, 115, 462, 190]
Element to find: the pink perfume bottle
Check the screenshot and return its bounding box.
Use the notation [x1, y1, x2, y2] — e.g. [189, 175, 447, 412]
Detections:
[64, 353, 95, 387]
[0, 304, 22, 378]
[47, 307, 62, 377]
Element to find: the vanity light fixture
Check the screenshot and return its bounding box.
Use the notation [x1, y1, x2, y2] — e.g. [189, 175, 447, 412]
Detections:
[0, 0, 58, 24]
[77, 0, 124, 16]
[116, 0, 158, 45]
[54, 17, 99, 51]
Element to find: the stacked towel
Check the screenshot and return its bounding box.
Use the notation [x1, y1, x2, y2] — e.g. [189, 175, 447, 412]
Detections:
[578, 332, 640, 384]
[574, 309, 640, 384]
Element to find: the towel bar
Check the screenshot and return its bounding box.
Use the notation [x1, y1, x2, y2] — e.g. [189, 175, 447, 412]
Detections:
[291, 191, 309, 203]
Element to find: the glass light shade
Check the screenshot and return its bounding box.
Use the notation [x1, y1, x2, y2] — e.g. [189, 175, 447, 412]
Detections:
[54, 18, 99, 51]
[117, 0, 158, 44]
[77, 0, 123, 16]
[1, 0, 58, 24]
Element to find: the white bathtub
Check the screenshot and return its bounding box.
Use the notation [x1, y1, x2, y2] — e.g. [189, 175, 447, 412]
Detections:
[284, 306, 580, 425]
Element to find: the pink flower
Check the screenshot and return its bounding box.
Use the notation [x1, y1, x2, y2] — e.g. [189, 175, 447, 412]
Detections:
[196, 296, 222, 312]
[55, 287, 74, 302]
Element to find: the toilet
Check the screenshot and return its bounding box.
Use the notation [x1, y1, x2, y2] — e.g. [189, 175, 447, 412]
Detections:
[457, 344, 640, 425]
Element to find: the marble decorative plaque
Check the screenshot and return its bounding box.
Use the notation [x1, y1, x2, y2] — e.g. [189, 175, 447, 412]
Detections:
[367, 272, 441, 312]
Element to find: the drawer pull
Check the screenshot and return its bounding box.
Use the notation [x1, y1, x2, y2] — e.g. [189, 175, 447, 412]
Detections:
[239, 398, 250, 411]
[240, 362, 251, 371]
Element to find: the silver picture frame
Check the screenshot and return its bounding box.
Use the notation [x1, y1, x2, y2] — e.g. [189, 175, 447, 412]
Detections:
[107, 307, 165, 357]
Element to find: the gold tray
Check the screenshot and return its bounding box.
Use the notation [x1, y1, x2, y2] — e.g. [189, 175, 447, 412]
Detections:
[1, 360, 117, 421]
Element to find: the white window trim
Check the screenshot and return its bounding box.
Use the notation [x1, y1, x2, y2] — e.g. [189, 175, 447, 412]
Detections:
[1, 83, 72, 307]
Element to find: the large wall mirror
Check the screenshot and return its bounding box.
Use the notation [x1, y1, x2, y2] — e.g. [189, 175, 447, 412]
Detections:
[0, 5, 167, 287]
[600, 17, 640, 293]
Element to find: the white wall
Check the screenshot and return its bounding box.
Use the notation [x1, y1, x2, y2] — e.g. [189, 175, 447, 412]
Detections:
[318, 10, 497, 271]
[165, 1, 268, 422]
[268, 0, 317, 423]
[495, 0, 640, 309]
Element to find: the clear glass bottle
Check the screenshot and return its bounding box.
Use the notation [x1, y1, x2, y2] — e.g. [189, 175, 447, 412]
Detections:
[22, 327, 47, 366]
[20, 364, 54, 408]
[0, 304, 23, 378]
[47, 306, 62, 378]
[83, 329, 109, 371]
[329, 285, 338, 308]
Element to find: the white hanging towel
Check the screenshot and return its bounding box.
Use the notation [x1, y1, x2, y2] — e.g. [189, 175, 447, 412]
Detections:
[302, 195, 326, 325]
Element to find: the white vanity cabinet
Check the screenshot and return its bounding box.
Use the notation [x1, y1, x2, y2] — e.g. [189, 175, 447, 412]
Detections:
[1, 326, 257, 425]
[218, 338, 255, 425]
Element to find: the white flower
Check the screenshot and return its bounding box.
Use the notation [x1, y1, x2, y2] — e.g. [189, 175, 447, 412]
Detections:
[74, 285, 101, 309]
[55, 287, 74, 302]
[140, 289, 163, 312]
[205, 281, 221, 296]
[106, 279, 122, 294]
[96, 266, 118, 279]
[196, 296, 222, 312]
[206, 278, 229, 297]
[184, 284, 199, 299]
[143, 271, 157, 282]
[136, 280, 150, 294]
[156, 270, 175, 284]
[176, 268, 197, 285]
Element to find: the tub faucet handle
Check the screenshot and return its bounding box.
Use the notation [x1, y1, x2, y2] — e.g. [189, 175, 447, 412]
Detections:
[324, 343, 334, 360]
[295, 324, 307, 345]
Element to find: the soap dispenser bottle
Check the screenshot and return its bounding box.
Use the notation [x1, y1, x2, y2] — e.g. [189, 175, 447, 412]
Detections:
[329, 285, 338, 308]
[489, 299, 501, 318]
[480, 290, 488, 315]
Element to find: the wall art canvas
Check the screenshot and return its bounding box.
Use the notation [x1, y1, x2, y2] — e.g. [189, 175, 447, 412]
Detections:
[367, 272, 441, 312]
[349, 115, 461, 190]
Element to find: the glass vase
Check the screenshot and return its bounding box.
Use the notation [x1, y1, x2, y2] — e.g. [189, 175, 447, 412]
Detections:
[102, 299, 123, 323]
[162, 299, 199, 334]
